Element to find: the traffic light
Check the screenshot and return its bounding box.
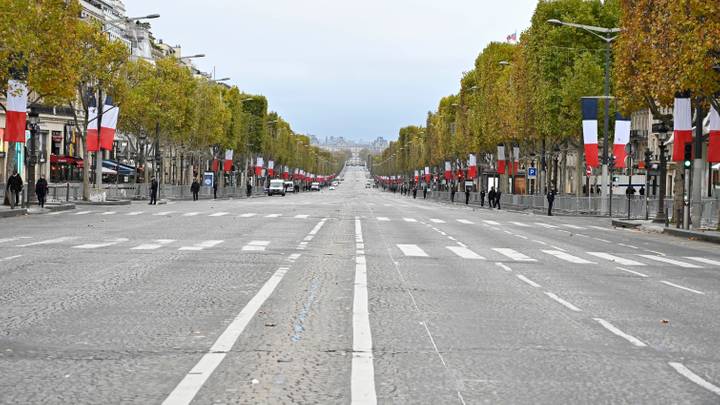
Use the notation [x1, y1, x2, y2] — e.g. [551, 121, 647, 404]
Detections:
[608, 155, 616, 170]
[683, 143, 692, 169]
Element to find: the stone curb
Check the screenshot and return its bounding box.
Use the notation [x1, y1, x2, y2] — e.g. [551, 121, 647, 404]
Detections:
[0, 208, 28, 218]
[662, 228, 720, 244]
[74, 200, 132, 206]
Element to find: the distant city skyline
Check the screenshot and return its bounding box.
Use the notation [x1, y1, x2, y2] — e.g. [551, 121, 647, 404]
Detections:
[126, 0, 537, 141]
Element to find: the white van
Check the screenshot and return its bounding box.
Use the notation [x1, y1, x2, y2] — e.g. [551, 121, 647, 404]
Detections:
[310, 182, 320, 191]
[268, 179, 286, 196]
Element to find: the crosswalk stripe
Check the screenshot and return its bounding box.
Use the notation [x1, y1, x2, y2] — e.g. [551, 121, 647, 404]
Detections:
[587, 252, 645, 266]
[446, 246, 485, 260]
[18, 236, 78, 247]
[685, 257, 720, 266]
[265, 214, 281, 218]
[0, 237, 32, 244]
[153, 211, 176, 216]
[242, 240, 270, 251]
[483, 220, 501, 226]
[209, 212, 229, 217]
[238, 213, 257, 218]
[131, 239, 176, 250]
[100, 211, 117, 215]
[0, 255, 22, 261]
[377, 217, 390, 221]
[397, 244, 428, 257]
[73, 238, 129, 249]
[183, 212, 201, 217]
[126, 211, 144, 216]
[492, 248, 536, 262]
[535, 222, 558, 228]
[637, 255, 702, 268]
[178, 240, 224, 251]
[457, 219, 474, 224]
[429, 218, 445, 223]
[74, 211, 93, 215]
[542, 250, 594, 264]
[510, 222, 530, 227]
[294, 214, 309, 219]
[562, 224, 585, 230]
[403, 218, 417, 223]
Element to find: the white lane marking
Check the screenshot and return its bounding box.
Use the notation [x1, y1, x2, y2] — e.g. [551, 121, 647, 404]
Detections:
[288, 253, 301, 262]
[446, 246, 485, 260]
[46, 211, 65, 215]
[483, 220, 501, 226]
[153, 211, 176, 216]
[178, 240, 224, 251]
[593, 238, 611, 243]
[561, 224, 585, 230]
[126, 211, 144, 216]
[238, 213, 257, 218]
[638, 255, 702, 268]
[533, 240, 548, 246]
[544, 292, 581, 312]
[0, 237, 31, 245]
[616, 267, 649, 278]
[457, 219, 474, 224]
[182, 212, 201, 217]
[645, 250, 666, 256]
[131, 239, 176, 250]
[589, 225, 613, 231]
[403, 218, 417, 223]
[162, 266, 291, 405]
[593, 318, 647, 347]
[503, 230, 513, 235]
[376, 217, 390, 221]
[208, 212, 229, 217]
[100, 211, 117, 215]
[308, 218, 327, 236]
[685, 257, 720, 266]
[516, 274, 541, 288]
[542, 250, 594, 264]
[0, 255, 22, 261]
[294, 214, 309, 219]
[668, 362, 720, 397]
[510, 221, 530, 227]
[352, 217, 377, 404]
[74, 210, 93, 215]
[430, 218, 446, 223]
[496, 262, 512, 272]
[242, 240, 270, 252]
[492, 248, 536, 262]
[550, 245, 566, 252]
[587, 252, 645, 266]
[264, 213, 281, 218]
[397, 244, 428, 257]
[659, 281, 705, 295]
[535, 222, 558, 228]
[18, 236, 78, 247]
[515, 235, 529, 240]
[619, 243, 639, 249]
[73, 238, 129, 249]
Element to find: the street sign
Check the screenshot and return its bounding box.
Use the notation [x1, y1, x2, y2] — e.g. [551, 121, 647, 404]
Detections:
[527, 167, 537, 178]
[203, 171, 214, 187]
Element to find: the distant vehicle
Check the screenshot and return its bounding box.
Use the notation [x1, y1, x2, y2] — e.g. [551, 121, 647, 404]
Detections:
[268, 179, 286, 196]
[284, 181, 295, 192]
[329, 186, 336, 190]
[310, 182, 321, 191]
[365, 183, 372, 188]
[332, 181, 339, 187]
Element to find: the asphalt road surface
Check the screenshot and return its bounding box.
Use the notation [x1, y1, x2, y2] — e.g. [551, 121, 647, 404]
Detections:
[1, 166, 720, 404]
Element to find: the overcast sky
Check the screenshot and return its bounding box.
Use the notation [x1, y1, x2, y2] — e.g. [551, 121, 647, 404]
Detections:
[127, 0, 538, 142]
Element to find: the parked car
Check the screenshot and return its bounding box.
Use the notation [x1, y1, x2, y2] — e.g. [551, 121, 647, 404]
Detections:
[310, 182, 321, 191]
[268, 179, 286, 196]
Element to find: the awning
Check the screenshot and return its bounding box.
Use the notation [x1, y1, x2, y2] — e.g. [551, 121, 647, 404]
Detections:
[50, 155, 83, 165]
[102, 160, 136, 176]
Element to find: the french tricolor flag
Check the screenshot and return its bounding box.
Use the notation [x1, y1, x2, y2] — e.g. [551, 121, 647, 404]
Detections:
[86, 104, 100, 152]
[467, 154, 477, 178]
[99, 104, 118, 151]
[672, 97, 692, 162]
[613, 113, 631, 168]
[513, 146, 520, 174]
[709, 105, 720, 163]
[444, 161, 452, 180]
[223, 150, 233, 171]
[424, 166, 431, 183]
[581, 98, 599, 168]
[268, 160, 275, 177]
[255, 157, 264, 176]
[497, 145, 506, 174]
[282, 165, 289, 180]
[4, 80, 28, 143]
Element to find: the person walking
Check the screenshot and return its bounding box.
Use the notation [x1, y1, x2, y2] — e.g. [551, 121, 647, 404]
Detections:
[450, 183, 456, 203]
[246, 180, 253, 197]
[547, 188, 556, 216]
[149, 177, 158, 205]
[488, 187, 496, 208]
[191, 178, 200, 201]
[639, 185, 645, 196]
[213, 178, 218, 199]
[495, 189, 502, 210]
[423, 185, 427, 199]
[412, 185, 418, 199]
[6, 170, 23, 209]
[35, 174, 49, 208]
[465, 184, 471, 205]
[480, 189, 486, 207]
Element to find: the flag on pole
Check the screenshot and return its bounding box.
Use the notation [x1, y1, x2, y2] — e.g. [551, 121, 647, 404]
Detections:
[424, 166, 431, 183]
[709, 105, 720, 163]
[268, 160, 275, 177]
[506, 31, 517, 43]
[497, 145, 506, 174]
[468, 154, 477, 178]
[581, 98, 599, 168]
[283, 165, 289, 180]
[223, 150, 234, 171]
[613, 113, 631, 168]
[414, 170, 419, 183]
[86, 105, 100, 152]
[444, 161, 452, 180]
[513, 146, 520, 174]
[672, 97, 692, 162]
[99, 104, 118, 150]
[4, 80, 28, 143]
[255, 157, 264, 176]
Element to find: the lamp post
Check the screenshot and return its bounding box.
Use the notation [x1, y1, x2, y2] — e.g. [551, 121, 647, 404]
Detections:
[654, 124, 670, 224]
[548, 18, 621, 216]
[26, 107, 40, 207]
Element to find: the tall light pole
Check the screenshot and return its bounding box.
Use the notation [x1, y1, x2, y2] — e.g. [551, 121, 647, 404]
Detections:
[548, 18, 621, 216]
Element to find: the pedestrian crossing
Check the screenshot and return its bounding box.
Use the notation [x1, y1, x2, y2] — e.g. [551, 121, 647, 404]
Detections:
[50, 210, 316, 220]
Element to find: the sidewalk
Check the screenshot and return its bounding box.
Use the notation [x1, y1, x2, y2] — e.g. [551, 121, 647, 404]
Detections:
[612, 218, 720, 244]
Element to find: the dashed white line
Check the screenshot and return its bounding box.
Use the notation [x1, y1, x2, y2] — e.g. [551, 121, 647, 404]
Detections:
[264, 213, 281, 218]
[542, 250, 594, 264]
[352, 217, 377, 404]
[510, 221, 530, 227]
[100, 211, 117, 215]
[659, 281, 705, 295]
[178, 240, 224, 251]
[429, 218, 446, 223]
[397, 244, 428, 257]
[242, 240, 270, 252]
[587, 252, 645, 266]
[685, 257, 720, 266]
[593, 318, 647, 347]
[294, 214, 309, 219]
[457, 219, 474, 224]
[74, 210, 93, 215]
[544, 292, 581, 312]
[376, 217, 390, 221]
[73, 238, 129, 249]
[208, 212, 229, 217]
[446, 246, 485, 260]
[127, 211, 145, 216]
[17, 236, 78, 247]
[493, 248, 536, 262]
[516, 274, 541, 288]
[131, 239, 176, 250]
[638, 255, 702, 269]
[668, 362, 720, 396]
[495, 262, 512, 272]
[153, 211, 176, 216]
[615, 267, 649, 278]
[238, 213, 257, 218]
[0, 255, 22, 261]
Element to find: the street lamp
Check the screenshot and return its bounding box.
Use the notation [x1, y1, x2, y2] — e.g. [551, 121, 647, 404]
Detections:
[212, 77, 231, 82]
[548, 18, 621, 216]
[26, 107, 40, 207]
[653, 123, 671, 224]
[101, 14, 160, 33]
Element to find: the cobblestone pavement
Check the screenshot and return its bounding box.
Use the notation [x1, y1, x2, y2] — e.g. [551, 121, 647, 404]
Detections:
[1, 167, 720, 404]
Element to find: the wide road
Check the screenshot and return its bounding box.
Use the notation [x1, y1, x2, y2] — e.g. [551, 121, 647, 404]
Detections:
[1, 166, 719, 404]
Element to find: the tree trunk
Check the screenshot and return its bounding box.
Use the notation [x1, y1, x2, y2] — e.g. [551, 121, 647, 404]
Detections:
[3, 143, 16, 206]
[82, 137, 90, 200]
[672, 166, 684, 226]
[576, 142, 583, 197]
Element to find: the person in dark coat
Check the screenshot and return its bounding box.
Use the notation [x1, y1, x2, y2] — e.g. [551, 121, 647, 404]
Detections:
[450, 183, 456, 203]
[149, 177, 158, 205]
[213, 179, 218, 199]
[488, 187, 496, 208]
[495, 189, 502, 210]
[191, 178, 200, 201]
[547, 188, 556, 216]
[639, 185, 645, 196]
[246, 180, 253, 197]
[6, 170, 23, 209]
[480, 189, 486, 207]
[412, 186, 418, 199]
[423, 185, 427, 199]
[465, 185, 471, 205]
[35, 174, 49, 208]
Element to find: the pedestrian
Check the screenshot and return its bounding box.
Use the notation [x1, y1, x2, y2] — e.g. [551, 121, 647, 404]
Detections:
[450, 183, 456, 203]
[213, 179, 218, 199]
[465, 185, 471, 205]
[246, 180, 253, 197]
[294, 183, 300, 193]
[191, 178, 200, 201]
[639, 185, 645, 196]
[423, 185, 427, 199]
[626, 185, 636, 197]
[6, 170, 23, 209]
[412, 186, 417, 199]
[35, 174, 49, 208]
[495, 189, 502, 210]
[488, 187, 496, 208]
[547, 188, 556, 216]
[149, 177, 158, 205]
[480, 189, 486, 207]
